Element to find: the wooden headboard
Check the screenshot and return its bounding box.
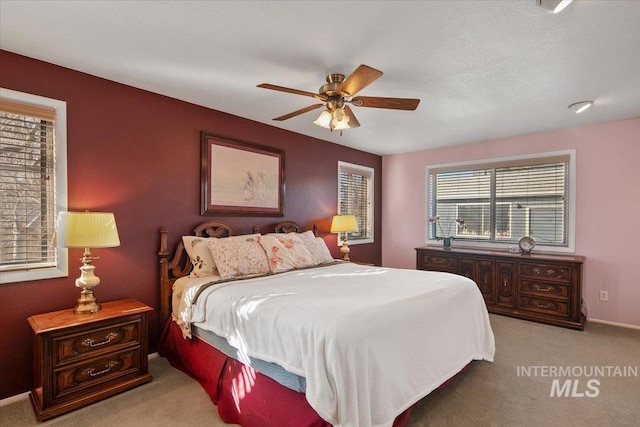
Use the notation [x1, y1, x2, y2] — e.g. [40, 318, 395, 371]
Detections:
[158, 220, 317, 325]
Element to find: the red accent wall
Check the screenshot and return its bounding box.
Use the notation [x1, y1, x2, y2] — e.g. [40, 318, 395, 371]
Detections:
[0, 50, 382, 399]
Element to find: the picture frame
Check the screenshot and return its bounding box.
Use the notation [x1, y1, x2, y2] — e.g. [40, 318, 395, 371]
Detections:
[201, 132, 285, 216]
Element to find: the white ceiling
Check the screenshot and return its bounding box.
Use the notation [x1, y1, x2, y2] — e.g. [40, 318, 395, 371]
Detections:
[1, 1, 639, 155]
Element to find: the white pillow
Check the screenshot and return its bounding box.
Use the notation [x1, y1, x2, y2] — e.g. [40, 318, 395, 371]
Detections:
[183, 234, 260, 277]
[207, 238, 270, 280]
[258, 234, 312, 273]
[297, 230, 334, 265]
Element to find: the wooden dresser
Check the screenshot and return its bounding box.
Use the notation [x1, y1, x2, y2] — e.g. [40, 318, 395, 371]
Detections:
[27, 299, 153, 421]
[415, 246, 585, 330]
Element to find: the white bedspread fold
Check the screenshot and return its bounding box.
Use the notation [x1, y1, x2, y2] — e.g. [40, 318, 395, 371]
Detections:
[190, 263, 495, 427]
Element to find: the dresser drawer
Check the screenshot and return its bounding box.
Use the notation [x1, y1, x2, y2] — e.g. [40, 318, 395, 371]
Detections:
[518, 296, 569, 318]
[53, 318, 141, 367]
[419, 253, 457, 272]
[54, 347, 142, 400]
[519, 280, 570, 300]
[518, 262, 572, 284]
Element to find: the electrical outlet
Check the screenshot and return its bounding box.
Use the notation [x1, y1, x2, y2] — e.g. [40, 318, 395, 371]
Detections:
[599, 290, 609, 302]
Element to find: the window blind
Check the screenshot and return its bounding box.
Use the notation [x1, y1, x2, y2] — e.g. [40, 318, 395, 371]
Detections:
[0, 104, 57, 271]
[428, 157, 569, 246]
[338, 163, 373, 241]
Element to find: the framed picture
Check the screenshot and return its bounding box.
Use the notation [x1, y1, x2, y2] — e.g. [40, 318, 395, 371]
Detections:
[201, 132, 285, 216]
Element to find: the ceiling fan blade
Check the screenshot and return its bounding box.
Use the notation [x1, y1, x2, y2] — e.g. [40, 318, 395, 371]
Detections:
[257, 83, 326, 101]
[343, 105, 360, 128]
[273, 104, 324, 121]
[351, 96, 420, 111]
[337, 64, 383, 96]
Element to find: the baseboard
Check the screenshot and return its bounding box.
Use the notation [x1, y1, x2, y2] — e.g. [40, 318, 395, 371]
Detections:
[0, 391, 30, 407]
[0, 352, 162, 407]
[588, 318, 640, 330]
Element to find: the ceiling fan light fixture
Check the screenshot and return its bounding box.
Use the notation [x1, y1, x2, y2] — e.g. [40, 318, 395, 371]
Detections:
[331, 108, 350, 129]
[568, 100, 593, 114]
[538, 0, 574, 14]
[313, 110, 332, 129]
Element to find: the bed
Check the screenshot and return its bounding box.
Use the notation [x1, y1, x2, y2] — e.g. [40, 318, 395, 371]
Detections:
[158, 220, 495, 427]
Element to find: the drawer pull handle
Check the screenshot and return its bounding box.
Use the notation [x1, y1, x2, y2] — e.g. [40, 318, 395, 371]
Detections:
[82, 332, 118, 348]
[546, 269, 556, 276]
[532, 284, 553, 292]
[84, 361, 118, 377]
[535, 302, 556, 309]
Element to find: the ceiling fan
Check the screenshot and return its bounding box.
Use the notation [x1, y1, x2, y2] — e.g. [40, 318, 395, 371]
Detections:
[257, 64, 420, 135]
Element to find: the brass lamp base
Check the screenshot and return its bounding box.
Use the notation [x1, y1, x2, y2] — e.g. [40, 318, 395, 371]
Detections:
[340, 238, 351, 262]
[74, 288, 101, 314]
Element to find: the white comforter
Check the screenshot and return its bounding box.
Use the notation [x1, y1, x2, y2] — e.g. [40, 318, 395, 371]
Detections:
[187, 262, 495, 427]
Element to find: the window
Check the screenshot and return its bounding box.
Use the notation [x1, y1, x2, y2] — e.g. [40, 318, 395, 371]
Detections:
[0, 88, 67, 283]
[427, 151, 575, 251]
[338, 161, 374, 244]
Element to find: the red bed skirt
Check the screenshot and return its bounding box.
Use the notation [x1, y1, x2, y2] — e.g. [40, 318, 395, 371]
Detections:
[158, 319, 413, 427]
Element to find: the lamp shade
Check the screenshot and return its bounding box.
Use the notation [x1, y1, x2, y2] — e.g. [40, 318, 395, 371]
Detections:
[313, 110, 332, 128]
[57, 212, 120, 248]
[330, 215, 359, 233]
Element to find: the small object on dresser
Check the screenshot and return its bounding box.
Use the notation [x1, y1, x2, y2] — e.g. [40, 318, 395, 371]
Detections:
[518, 236, 536, 254]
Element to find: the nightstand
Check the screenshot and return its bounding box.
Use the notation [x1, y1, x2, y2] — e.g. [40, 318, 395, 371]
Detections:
[27, 299, 153, 421]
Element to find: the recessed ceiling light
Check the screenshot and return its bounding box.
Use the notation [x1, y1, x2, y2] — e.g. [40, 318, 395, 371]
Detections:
[568, 101, 593, 114]
[538, 0, 574, 14]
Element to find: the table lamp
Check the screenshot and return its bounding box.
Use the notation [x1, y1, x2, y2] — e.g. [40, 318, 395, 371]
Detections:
[330, 215, 359, 261]
[57, 211, 120, 314]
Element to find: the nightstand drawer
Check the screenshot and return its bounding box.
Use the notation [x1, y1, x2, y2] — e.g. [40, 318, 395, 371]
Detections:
[519, 280, 570, 300]
[54, 347, 143, 400]
[518, 295, 569, 318]
[53, 319, 141, 366]
[518, 262, 572, 284]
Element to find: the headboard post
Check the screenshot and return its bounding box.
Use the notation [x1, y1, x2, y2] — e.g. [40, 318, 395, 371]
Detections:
[159, 227, 171, 325]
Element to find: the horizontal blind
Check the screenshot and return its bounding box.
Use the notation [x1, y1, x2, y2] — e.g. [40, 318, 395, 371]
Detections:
[431, 169, 492, 239]
[496, 162, 567, 244]
[0, 107, 57, 271]
[338, 167, 372, 241]
[429, 157, 569, 245]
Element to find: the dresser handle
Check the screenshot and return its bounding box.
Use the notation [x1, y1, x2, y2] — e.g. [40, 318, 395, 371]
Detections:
[84, 361, 118, 377]
[532, 284, 553, 292]
[535, 302, 556, 309]
[503, 278, 508, 288]
[82, 332, 118, 348]
[546, 269, 556, 276]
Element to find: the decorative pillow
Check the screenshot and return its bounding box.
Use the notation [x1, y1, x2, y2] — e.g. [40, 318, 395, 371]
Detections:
[183, 234, 260, 277]
[266, 233, 315, 269]
[257, 235, 308, 273]
[207, 238, 270, 280]
[297, 230, 334, 265]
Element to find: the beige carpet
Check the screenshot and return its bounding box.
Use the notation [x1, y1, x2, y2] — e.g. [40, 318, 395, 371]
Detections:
[1, 314, 638, 426]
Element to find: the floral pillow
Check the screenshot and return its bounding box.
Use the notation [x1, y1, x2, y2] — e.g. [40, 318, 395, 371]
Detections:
[265, 233, 315, 269]
[207, 238, 270, 280]
[183, 234, 260, 277]
[257, 234, 311, 274]
[297, 230, 334, 265]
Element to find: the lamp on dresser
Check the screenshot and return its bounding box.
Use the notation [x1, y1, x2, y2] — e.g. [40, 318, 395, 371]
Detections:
[56, 211, 120, 314]
[330, 214, 359, 261]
